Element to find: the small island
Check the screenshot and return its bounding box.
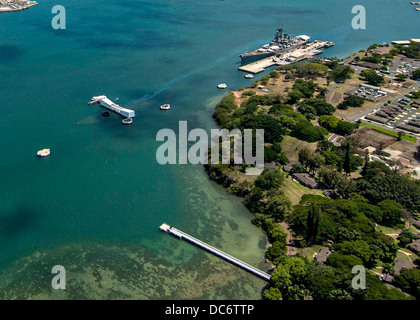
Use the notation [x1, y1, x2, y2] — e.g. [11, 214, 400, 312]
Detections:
[0, 0, 37, 13]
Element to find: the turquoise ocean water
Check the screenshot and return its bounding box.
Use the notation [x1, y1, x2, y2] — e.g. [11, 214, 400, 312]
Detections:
[0, 0, 418, 299]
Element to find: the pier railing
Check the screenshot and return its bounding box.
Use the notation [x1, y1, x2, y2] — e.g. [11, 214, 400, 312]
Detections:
[160, 223, 272, 282]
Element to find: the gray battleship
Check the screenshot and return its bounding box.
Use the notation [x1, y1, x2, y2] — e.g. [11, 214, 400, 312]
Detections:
[240, 26, 311, 64]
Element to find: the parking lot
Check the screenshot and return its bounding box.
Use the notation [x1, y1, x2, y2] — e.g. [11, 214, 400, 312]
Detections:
[365, 98, 420, 134]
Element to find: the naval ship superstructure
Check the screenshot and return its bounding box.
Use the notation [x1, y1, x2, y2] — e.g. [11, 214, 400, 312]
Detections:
[240, 26, 311, 64]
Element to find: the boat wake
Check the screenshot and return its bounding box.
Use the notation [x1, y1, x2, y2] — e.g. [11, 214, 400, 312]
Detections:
[130, 50, 240, 106]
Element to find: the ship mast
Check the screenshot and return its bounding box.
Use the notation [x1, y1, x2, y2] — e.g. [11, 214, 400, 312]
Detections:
[278, 22, 284, 37]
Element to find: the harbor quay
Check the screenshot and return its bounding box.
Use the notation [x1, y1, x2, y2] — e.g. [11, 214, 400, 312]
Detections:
[239, 40, 333, 74]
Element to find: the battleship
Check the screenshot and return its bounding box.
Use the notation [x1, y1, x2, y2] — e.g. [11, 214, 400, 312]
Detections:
[240, 26, 311, 64]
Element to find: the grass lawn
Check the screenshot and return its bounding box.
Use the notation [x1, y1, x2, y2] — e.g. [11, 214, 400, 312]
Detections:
[359, 122, 417, 143]
[301, 245, 322, 261]
[397, 248, 417, 262]
[376, 225, 402, 235]
[282, 176, 324, 205]
[281, 136, 318, 162]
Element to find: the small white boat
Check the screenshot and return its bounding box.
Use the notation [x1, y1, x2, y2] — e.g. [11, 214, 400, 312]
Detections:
[217, 83, 227, 89]
[122, 117, 133, 125]
[37, 148, 50, 157]
[160, 104, 171, 110]
[244, 74, 254, 79]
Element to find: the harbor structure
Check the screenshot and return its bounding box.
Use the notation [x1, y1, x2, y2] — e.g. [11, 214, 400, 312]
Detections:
[238, 40, 334, 74]
[159, 223, 272, 282]
[89, 95, 135, 122]
[240, 26, 312, 64]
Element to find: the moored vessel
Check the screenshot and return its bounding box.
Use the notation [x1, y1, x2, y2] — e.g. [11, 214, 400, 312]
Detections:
[37, 148, 50, 157]
[240, 25, 311, 64]
[122, 118, 133, 125]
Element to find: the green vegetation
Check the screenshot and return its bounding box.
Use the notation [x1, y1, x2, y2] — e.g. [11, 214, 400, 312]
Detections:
[360, 55, 381, 64]
[328, 65, 354, 83]
[396, 74, 408, 82]
[294, 63, 329, 79]
[360, 69, 384, 87]
[357, 170, 420, 213]
[391, 41, 420, 59]
[207, 44, 420, 300]
[337, 95, 365, 110]
[394, 269, 420, 298]
[319, 115, 357, 135]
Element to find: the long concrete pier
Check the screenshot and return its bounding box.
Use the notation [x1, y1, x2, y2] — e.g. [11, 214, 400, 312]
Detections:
[159, 223, 272, 282]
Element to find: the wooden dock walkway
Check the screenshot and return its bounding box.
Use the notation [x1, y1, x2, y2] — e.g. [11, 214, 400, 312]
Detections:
[159, 223, 272, 282]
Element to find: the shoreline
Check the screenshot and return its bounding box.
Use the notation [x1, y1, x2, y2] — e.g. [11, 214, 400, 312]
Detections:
[205, 39, 420, 300]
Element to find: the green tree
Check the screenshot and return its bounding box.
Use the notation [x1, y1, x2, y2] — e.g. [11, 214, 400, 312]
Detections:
[412, 68, 420, 80]
[337, 95, 365, 110]
[327, 252, 363, 271]
[266, 193, 292, 219]
[360, 69, 384, 86]
[265, 241, 287, 264]
[287, 90, 304, 104]
[298, 147, 312, 168]
[239, 115, 286, 143]
[364, 273, 412, 300]
[394, 268, 420, 298]
[301, 98, 335, 116]
[269, 70, 280, 78]
[343, 143, 351, 175]
[329, 65, 354, 83]
[329, 289, 352, 300]
[319, 115, 340, 131]
[397, 230, 417, 247]
[305, 262, 337, 300]
[271, 256, 310, 300]
[306, 204, 321, 244]
[396, 74, 408, 82]
[377, 200, 403, 227]
[333, 240, 372, 264]
[255, 168, 285, 190]
[263, 287, 283, 300]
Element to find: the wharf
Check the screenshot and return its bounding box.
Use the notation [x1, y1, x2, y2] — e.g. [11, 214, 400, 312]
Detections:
[238, 40, 332, 74]
[159, 223, 272, 282]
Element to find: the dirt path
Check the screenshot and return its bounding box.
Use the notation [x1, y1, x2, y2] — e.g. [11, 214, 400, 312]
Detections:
[280, 221, 299, 255]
